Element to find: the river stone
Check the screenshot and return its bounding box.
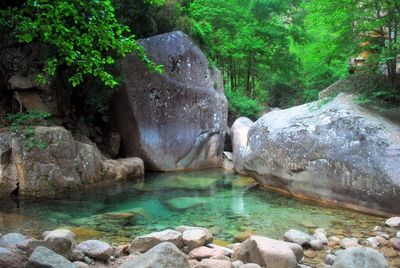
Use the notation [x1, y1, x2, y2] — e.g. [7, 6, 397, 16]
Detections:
[242, 94, 400, 215]
[129, 229, 183, 253]
[0, 247, 26, 268]
[283, 229, 315, 247]
[182, 229, 209, 250]
[112, 31, 228, 171]
[75, 240, 113, 261]
[248, 236, 301, 268]
[120, 242, 190, 268]
[0, 127, 144, 198]
[385, 217, 400, 227]
[340, 238, 360, 249]
[189, 246, 225, 260]
[0, 233, 26, 250]
[231, 117, 253, 174]
[165, 197, 207, 211]
[72, 261, 89, 268]
[26, 246, 74, 268]
[366, 237, 380, 248]
[194, 259, 232, 268]
[313, 228, 328, 244]
[176, 226, 213, 244]
[41, 229, 76, 260]
[332, 247, 388, 268]
[240, 264, 262, 268]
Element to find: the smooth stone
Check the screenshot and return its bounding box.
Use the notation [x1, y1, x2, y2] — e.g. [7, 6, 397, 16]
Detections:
[232, 260, 244, 268]
[325, 253, 337, 265]
[239, 264, 262, 268]
[165, 197, 207, 210]
[189, 246, 225, 260]
[194, 259, 232, 268]
[391, 238, 400, 250]
[248, 236, 303, 268]
[120, 242, 190, 268]
[75, 240, 113, 261]
[26, 246, 74, 268]
[183, 229, 209, 251]
[397, 231, 400, 239]
[0, 233, 26, 250]
[176, 226, 213, 244]
[373, 226, 382, 232]
[365, 237, 380, 248]
[375, 236, 388, 246]
[283, 229, 315, 247]
[73, 261, 90, 268]
[339, 238, 360, 249]
[332, 247, 388, 268]
[385, 217, 400, 227]
[129, 229, 183, 253]
[314, 228, 328, 244]
[0, 247, 27, 268]
[42, 229, 76, 260]
[304, 249, 317, 258]
[311, 239, 324, 250]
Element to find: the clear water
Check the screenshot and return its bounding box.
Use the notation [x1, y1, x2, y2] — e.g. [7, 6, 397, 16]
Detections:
[0, 169, 385, 246]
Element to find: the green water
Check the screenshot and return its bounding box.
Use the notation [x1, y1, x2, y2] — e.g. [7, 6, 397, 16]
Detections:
[0, 169, 384, 245]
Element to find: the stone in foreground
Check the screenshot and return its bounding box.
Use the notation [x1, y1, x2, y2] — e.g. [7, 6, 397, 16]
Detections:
[242, 94, 400, 215]
[129, 229, 183, 253]
[26, 246, 74, 268]
[0, 233, 26, 250]
[75, 240, 113, 261]
[193, 259, 232, 268]
[283, 229, 315, 247]
[112, 31, 228, 171]
[332, 247, 388, 268]
[120, 242, 190, 268]
[0, 247, 26, 268]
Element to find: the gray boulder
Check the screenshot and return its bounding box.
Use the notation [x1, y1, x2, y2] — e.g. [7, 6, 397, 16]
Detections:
[332, 247, 388, 268]
[0, 233, 26, 250]
[242, 94, 400, 215]
[283, 229, 315, 247]
[0, 247, 27, 268]
[75, 240, 113, 261]
[112, 31, 228, 171]
[26, 246, 74, 268]
[120, 242, 190, 268]
[231, 117, 253, 174]
[129, 229, 183, 253]
[41, 229, 76, 260]
[0, 127, 144, 198]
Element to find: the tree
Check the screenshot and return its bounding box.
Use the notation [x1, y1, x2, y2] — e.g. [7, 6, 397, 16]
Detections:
[0, 0, 163, 89]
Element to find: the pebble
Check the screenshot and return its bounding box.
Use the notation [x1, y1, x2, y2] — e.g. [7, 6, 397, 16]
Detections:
[339, 238, 359, 249]
[304, 249, 317, 258]
[373, 226, 382, 232]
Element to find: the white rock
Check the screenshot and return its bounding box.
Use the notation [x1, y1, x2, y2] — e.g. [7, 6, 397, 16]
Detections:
[385, 217, 400, 227]
[314, 228, 328, 244]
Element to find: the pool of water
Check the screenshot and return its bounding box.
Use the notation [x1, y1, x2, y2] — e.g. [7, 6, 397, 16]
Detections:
[0, 169, 385, 245]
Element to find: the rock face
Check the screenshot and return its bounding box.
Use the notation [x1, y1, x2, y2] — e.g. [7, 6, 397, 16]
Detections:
[112, 31, 228, 171]
[0, 127, 144, 198]
[242, 94, 400, 215]
[231, 117, 253, 174]
[120, 242, 190, 268]
[332, 247, 388, 268]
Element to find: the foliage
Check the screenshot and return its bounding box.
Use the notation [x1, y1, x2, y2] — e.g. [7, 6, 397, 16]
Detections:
[0, 0, 162, 88]
[225, 89, 262, 119]
[4, 111, 52, 150]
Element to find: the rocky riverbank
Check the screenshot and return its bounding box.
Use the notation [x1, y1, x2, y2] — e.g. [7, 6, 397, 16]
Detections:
[1, 217, 399, 268]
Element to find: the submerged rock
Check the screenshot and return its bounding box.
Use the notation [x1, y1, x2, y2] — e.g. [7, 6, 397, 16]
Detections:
[241, 94, 400, 215]
[120, 242, 190, 268]
[165, 197, 207, 211]
[332, 247, 388, 268]
[112, 31, 228, 171]
[0, 127, 144, 198]
[129, 229, 183, 253]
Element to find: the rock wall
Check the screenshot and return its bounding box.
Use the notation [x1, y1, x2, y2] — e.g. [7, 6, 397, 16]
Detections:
[112, 31, 228, 171]
[236, 94, 400, 215]
[0, 127, 144, 198]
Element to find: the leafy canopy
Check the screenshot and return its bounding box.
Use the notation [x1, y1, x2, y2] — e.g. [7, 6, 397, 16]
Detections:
[1, 0, 163, 88]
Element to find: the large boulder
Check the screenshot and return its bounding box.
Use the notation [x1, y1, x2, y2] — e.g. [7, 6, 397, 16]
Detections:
[242, 94, 400, 215]
[120, 242, 190, 268]
[231, 117, 253, 174]
[332, 247, 388, 268]
[112, 31, 228, 171]
[75, 240, 113, 261]
[25, 246, 74, 268]
[0, 127, 144, 198]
